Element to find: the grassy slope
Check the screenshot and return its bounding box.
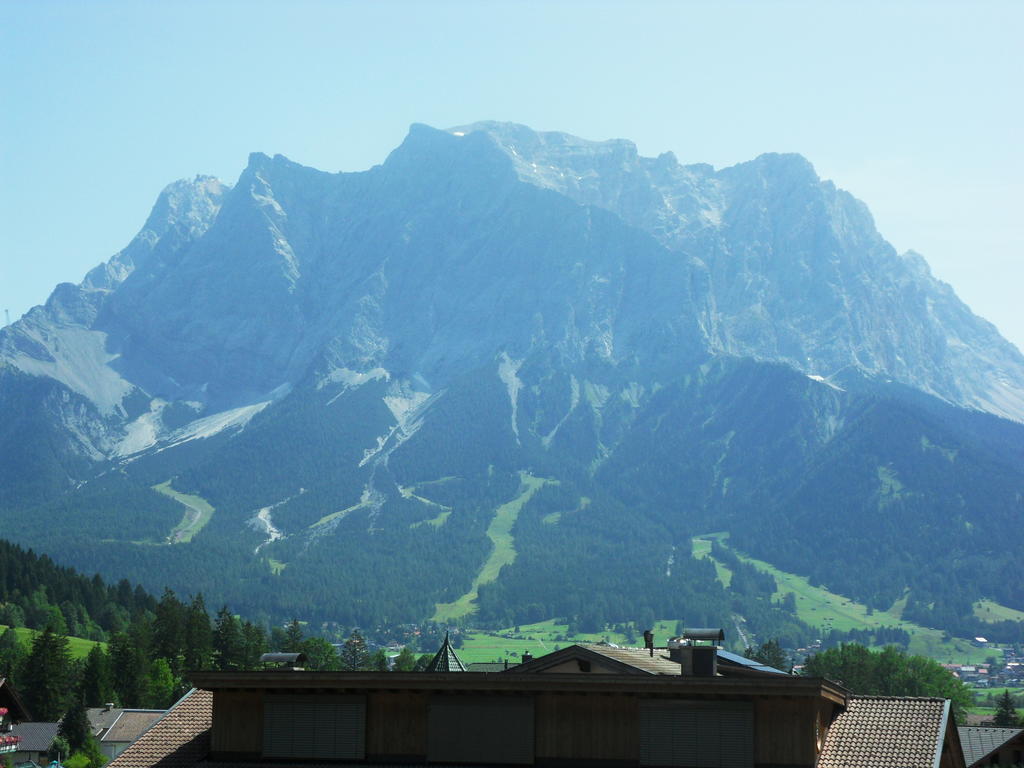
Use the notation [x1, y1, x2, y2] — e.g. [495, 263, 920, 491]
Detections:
[1, 624, 104, 659]
[432, 472, 554, 622]
[152, 480, 215, 543]
[458, 618, 682, 664]
[974, 599, 1024, 624]
[692, 534, 992, 664]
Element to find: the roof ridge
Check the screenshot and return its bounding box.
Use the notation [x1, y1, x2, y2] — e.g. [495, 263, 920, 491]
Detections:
[850, 695, 948, 701]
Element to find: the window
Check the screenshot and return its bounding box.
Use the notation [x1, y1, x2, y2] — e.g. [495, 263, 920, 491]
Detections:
[262, 694, 365, 760]
[640, 700, 753, 768]
[428, 695, 534, 764]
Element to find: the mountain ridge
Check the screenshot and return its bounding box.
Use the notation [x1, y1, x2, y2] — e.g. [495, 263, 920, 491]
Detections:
[1, 121, 1022, 639]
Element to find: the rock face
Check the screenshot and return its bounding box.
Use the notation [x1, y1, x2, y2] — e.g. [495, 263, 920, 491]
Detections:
[1, 122, 1022, 632]
[453, 121, 1024, 419]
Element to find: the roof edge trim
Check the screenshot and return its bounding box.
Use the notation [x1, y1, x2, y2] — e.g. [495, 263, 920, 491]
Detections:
[934, 699, 950, 768]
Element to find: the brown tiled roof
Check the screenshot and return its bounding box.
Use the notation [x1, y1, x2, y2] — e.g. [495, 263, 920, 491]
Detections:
[108, 689, 211, 768]
[103, 710, 166, 744]
[817, 696, 950, 768]
[958, 726, 1024, 767]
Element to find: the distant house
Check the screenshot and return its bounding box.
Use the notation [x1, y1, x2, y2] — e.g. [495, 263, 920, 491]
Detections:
[0, 676, 36, 763]
[106, 629, 966, 768]
[959, 726, 1024, 767]
[87, 705, 165, 760]
[7, 722, 58, 765]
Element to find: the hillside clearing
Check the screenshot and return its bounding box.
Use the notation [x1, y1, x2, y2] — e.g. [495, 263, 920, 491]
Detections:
[692, 534, 992, 664]
[432, 472, 554, 622]
[153, 480, 215, 543]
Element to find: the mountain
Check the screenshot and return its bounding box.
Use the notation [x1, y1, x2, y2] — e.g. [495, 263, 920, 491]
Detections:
[1, 122, 1022, 639]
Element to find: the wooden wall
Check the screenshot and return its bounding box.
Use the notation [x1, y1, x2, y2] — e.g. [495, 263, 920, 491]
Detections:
[535, 693, 639, 762]
[211, 690, 263, 755]
[754, 697, 815, 766]
[365, 691, 427, 759]
[208, 686, 834, 767]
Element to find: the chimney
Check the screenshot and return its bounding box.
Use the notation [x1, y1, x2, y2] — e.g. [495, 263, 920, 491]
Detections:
[522, 651, 533, 663]
[669, 629, 724, 677]
[104, 703, 114, 712]
[643, 629, 654, 657]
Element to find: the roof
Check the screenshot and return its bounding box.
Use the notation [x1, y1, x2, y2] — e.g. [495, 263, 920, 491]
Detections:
[513, 644, 789, 677]
[107, 689, 211, 768]
[103, 710, 166, 744]
[717, 649, 788, 675]
[466, 662, 508, 672]
[424, 632, 467, 673]
[958, 726, 1024, 767]
[817, 696, 956, 768]
[87, 706, 123, 735]
[0, 677, 32, 722]
[9, 721, 59, 752]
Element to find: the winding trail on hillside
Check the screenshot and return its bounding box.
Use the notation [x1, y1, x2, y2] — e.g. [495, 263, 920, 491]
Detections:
[153, 480, 215, 544]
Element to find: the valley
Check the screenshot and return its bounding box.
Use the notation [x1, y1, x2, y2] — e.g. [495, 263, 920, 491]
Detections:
[0, 121, 1022, 655]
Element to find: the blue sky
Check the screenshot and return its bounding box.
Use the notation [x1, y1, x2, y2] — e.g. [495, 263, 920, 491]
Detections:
[2, 0, 1021, 349]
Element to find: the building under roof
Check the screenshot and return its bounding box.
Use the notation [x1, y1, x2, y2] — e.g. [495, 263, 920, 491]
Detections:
[816, 696, 964, 768]
[958, 726, 1024, 767]
[105, 633, 966, 768]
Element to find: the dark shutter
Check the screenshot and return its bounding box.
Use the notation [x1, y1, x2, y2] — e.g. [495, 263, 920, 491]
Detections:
[263, 694, 365, 760]
[639, 700, 753, 768]
[428, 695, 534, 764]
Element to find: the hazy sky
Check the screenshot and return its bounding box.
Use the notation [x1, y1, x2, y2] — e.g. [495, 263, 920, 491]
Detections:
[2, 0, 1021, 350]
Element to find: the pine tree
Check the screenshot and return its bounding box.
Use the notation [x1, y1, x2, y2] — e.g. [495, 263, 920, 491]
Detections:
[58, 695, 90, 753]
[240, 622, 267, 670]
[21, 627, 71, 720]
[79, 644, 114, 707]
[338, 630, 370, 671]
[283, 620, 304, 653]
[994, 690, 1019, 727]
[182, 595, 213, 672]
[109, 627, 149, 707]
[152, 588, 185, 674]
[745, 639, 789, 672]
[213, 607, 243, 671]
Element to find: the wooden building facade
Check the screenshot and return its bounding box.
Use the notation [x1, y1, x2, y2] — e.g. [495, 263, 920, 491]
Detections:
[191, 669, 847, 767]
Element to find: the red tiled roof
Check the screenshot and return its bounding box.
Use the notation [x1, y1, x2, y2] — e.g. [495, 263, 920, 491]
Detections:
[107, 689, 211, 768]
[817, 696, 951, 768]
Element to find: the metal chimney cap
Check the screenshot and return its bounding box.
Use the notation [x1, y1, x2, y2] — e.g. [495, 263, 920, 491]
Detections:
[260, 652, 308, 665]
[682, 628, 725, 643]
